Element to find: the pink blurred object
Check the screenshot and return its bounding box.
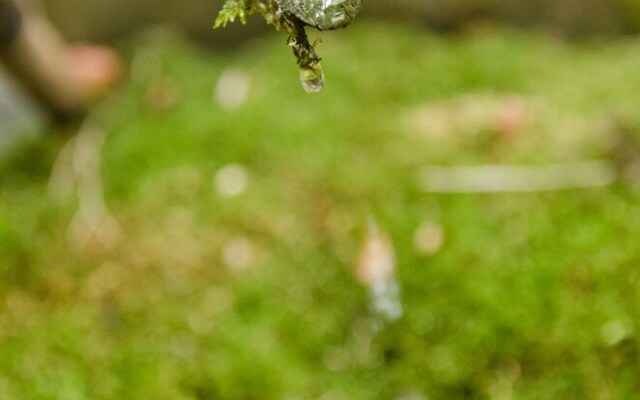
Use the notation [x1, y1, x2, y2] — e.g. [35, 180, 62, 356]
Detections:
[495, 96, 530, 137]
[355, 222, 396, 286]
[355, 220, 403, 325]
[65, 44, 122, 101]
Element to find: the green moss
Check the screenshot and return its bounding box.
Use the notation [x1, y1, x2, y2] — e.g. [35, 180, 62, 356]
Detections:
[2, 22, 640, 398]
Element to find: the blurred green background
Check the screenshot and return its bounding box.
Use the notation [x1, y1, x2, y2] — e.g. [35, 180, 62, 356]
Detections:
[2, 1, 640, 399]
[39, 0, 640, 42]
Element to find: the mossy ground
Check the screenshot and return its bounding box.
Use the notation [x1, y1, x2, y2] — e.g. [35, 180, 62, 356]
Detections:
[2, 20, 640, 399]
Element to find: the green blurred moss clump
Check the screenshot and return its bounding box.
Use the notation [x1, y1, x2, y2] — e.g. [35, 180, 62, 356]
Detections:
[2, 22, 640, 399]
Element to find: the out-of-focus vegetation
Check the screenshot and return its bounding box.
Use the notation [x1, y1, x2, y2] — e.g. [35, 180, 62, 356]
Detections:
[367, 0, 640, 35]
[42, 0, 640, 43]
[3, 21, 640, 399]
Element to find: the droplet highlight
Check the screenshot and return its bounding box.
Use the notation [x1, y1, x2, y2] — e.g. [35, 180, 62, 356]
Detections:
[300, 66, 324, 93]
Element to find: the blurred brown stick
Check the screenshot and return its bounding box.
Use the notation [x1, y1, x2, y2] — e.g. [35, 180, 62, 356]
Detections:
[1, 0, 87, 119]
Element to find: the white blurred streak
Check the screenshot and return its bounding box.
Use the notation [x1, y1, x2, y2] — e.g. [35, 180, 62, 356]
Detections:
[356, 220, 402, 326]
[214, 68, 251, 111]
[369, 279, 402, 326]
[50, 121, 122, 250]
[214, 163, 249, 197]
[418, 161, 617, 193]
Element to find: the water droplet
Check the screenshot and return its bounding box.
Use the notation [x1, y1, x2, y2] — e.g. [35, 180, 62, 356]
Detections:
[300, 66, 324, 93]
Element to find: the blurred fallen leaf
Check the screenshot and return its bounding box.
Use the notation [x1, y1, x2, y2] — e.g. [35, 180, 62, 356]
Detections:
[355, 221, 395, 286]
[355, 220, 403, 325]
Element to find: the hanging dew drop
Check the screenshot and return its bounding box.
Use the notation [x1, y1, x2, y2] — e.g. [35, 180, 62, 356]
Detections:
[216, 0, 361, 93]
[300, 65, 324, 93]
[280, 0, 359, 92]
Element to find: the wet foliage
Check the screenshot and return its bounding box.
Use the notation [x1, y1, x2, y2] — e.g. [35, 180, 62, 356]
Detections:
[215, 0, 361, 92]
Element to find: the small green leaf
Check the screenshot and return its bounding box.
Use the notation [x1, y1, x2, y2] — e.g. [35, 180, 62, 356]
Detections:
[214, 0, 248, 28]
